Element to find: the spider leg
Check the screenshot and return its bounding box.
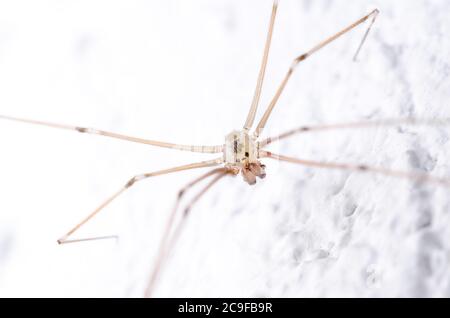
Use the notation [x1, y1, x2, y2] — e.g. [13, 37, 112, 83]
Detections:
[57, 158, 223, 244]
[253, 9, 379, 138]
[260, 151, 450, 187]
[243, 0, 278, 131]
[144, 168, 235, 297]
[0, 114, 223, 153]
[260, 118, 450, 147]
[55, 235, 119, 244]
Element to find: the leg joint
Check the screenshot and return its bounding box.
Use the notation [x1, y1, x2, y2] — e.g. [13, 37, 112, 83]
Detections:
[295, 53, 309, 63]
[76, 127, 88, 133]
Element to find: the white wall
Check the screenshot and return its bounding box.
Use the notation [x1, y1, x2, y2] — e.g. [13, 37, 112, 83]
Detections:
[0, 0, 449, 297]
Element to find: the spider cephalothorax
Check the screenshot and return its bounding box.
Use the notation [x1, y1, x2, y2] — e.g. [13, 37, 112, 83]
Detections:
[224, 130, 266, 184]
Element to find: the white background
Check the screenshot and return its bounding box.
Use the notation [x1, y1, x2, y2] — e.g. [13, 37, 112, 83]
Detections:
[0, 0, 449, 297]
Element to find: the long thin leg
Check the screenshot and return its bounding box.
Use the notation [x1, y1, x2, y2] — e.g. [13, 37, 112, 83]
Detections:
[56, 235, 119, 244]
[0, 114, 223, 154]
[144, 167, 228, 294]
[253, 9, 379, 138]
[144, 169, 233, 297]
[260, 118, 450, 147]
[57, 158, 223, 244]
[243, 0, 279, 131]
[260, 151, 450, 187]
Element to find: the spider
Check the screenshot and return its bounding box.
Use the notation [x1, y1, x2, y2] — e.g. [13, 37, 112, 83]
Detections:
[1, 1, 449, 297]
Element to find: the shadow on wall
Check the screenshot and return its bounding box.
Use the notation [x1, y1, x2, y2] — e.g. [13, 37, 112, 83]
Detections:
[0, 227, 14, 273]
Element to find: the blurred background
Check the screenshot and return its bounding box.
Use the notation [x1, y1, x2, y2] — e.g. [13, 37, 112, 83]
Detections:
[0, 0, 449, 297]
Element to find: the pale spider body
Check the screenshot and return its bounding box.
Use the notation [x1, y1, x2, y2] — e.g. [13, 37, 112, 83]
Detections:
[224, 130, 266, 185]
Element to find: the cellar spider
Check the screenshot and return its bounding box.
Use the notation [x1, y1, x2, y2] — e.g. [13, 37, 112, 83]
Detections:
[1, 1, 449, 297]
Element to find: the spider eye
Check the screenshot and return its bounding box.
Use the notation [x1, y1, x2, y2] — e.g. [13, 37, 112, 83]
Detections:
[245, 152, 249, 157]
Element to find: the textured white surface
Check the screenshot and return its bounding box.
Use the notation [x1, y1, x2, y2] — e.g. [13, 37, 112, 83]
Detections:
[0, 0, 449, 297]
